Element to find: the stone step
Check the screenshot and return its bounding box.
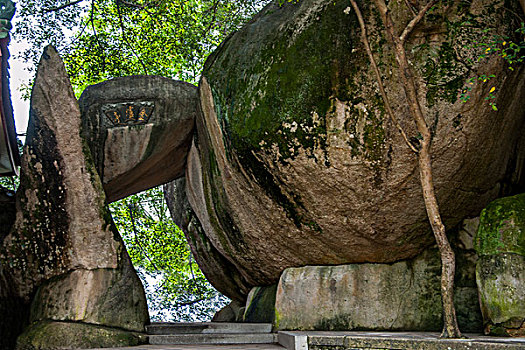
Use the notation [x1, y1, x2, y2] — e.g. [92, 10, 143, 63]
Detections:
[146, 322, 273, 335]
[148, 332, 278, 345]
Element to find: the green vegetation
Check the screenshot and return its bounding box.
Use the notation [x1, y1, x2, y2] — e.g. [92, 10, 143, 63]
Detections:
[109, 186, 228, 321]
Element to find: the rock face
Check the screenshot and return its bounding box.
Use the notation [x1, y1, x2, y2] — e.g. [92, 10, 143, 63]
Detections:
[475, 194, 525, 336]
[0, 186, 15, 240]
[0, 46, 149, 348]
[179, 0, 525, 296]
[164, 176, 251, 301]
[274, 247, 482, 332]
[212, 300, 244, 322]
[244, 285, 277, 323]
[0, 187, 26, 350]
[15, 320, 147, 350]
[80, 76, 197, 203]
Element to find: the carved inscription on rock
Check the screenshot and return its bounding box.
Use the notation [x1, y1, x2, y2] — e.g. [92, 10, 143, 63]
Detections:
[102, 101, 154, 127]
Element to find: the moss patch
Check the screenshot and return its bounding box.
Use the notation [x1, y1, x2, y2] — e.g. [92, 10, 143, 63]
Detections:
[474, 193, 525, 256]
[16, 320, 147, 350]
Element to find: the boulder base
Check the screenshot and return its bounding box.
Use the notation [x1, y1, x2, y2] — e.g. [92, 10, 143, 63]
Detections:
[274, 248, 481, 332]
[15, 321, 147, 350]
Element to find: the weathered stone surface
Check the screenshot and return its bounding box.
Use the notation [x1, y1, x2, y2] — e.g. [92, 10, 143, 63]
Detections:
[0, 186, 15, 241]
[0, 187, 26, 350]
[15, 320, 147, 350]
[475, 194, 525, 336]
[164, 175, 251, 302]
[274, 247, 481, 332]
[212, 300, 244, 322]
[1, 46, 120, 299]
[0, 262, 27, 350]
[476, 254, 525, 337]
[181, 0, 525, 295]
[79, 76, 198, 202]
[244, 285, 277, 324]
[0, 46, 149, 347]
[30, 249, 148, 332]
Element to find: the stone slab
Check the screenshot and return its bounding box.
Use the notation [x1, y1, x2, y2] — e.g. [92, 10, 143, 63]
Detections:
[146, 322, 272, 335]
[149, 333, 277, 345]
[79, 76, 198, 202]
[87, 345, 286, 350]
[274, 248, 481, 332]
[285, 331, 525, 350]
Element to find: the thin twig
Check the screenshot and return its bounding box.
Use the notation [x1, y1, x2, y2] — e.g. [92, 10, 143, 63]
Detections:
[349, 0, 419, 153]
[90, 0, 106, 72]
[404, 0, 418, 16]
[175, 297, 206, 307]
[400, 0, 438, 43]
[42, 0, 84, 13]
[203, 0, 220, 35]
[127, 203, 159, 270]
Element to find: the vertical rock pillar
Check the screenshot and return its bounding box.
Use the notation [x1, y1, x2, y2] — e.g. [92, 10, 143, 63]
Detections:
[1, 46, 149, 349]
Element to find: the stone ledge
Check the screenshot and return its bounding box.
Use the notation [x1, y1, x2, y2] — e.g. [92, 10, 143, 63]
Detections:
[279, 331, 525, 350]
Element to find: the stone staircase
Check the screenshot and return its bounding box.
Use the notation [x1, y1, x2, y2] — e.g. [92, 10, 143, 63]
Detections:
[146, 322, 278, 345]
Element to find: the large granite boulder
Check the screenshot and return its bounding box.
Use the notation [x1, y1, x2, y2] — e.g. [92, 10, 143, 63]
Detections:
[177, 0, 525, 298]
[0, 46, 149, 348]
[274, 246, 482, 332]
[80, 76, 198, 203]
[475, 193, 525, 336]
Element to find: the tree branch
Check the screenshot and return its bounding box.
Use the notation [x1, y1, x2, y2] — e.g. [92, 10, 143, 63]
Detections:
[175, 297, 206, 307]
[116, 0, 149, 74]
[349, 0, 418, 153]
[400, 0, 438, 43]
[42, 0, 84, 13]
[128, 203, 159, 270]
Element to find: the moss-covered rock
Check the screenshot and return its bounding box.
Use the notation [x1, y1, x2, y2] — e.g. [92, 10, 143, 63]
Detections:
[15, 320, 147, 350]
[476, 253, 525, 337]
[180, 0, 525, 300]
[475, 194, 525, 336]
[243, 284, 278, 324]
[475, 193, 525, 257]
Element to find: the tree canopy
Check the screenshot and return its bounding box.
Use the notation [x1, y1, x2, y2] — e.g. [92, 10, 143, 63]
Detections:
[15, 0, 269, 91]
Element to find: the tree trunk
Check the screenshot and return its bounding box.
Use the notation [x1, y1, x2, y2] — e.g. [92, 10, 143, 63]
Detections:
[418, 140, 462, 338]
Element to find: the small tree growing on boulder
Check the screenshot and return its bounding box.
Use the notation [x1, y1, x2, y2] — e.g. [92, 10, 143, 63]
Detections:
[348, 0, 462, 338]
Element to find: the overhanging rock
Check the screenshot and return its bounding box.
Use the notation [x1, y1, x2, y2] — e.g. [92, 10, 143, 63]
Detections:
[79, 76, 198, 202]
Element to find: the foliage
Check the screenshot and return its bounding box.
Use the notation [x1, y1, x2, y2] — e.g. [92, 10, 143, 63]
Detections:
[0, 139, 23, 191]
[109, 186, 229, 321]
[0, 175, 18, 191]
[14, 0, 269, 93]
[459, 22, 525, 111]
